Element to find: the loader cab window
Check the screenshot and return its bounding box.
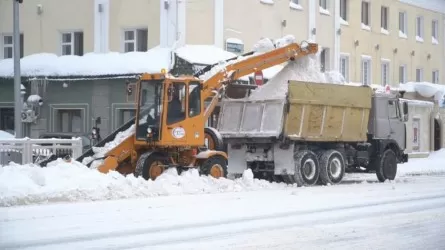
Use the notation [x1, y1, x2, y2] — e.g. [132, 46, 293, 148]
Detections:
[136, 80, 163, 140]
[167, 82, 186, 124]
[388, 99, 400, 119]
[189, 82, 201, 118]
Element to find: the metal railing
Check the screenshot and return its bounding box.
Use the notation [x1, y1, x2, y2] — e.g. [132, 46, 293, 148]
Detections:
[0, 138, 83, 165]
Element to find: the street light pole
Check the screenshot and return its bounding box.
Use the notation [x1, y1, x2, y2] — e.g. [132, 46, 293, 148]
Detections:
[13, 0, 22, 138]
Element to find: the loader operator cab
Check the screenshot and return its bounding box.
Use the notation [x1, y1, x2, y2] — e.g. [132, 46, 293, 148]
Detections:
[135, 77, 203, 142]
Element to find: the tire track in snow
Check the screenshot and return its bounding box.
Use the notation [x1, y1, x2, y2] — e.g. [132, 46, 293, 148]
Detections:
[4, 193, 445, 250]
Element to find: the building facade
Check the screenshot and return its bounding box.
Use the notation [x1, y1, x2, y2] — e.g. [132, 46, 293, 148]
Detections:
[0, 0, 444, 139]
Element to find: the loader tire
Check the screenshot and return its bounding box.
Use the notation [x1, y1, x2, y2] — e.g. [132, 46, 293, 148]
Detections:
[200, 155, 228, 179]
[293, 150, 320, 187]
[204, 127, 225, 152]
[318, 150, 345, 185]
[376, 149, 397, 182]
[135, 153, 168, 181]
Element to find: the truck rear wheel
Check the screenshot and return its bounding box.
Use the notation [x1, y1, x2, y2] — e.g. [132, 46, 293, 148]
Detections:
[376, 149, 397, 182]
[292, 150, 320, 187]
[318, 150, 345, 185]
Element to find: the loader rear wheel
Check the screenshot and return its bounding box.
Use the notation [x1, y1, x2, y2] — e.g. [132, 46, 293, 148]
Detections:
[200, 155, 228, 179]
[204, 127, 225, 152]
[293, 150, 320, 187]
[318, 150, 345, 185]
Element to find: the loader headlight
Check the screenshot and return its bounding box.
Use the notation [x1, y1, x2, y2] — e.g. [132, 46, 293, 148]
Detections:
[147, 127, 152, 134]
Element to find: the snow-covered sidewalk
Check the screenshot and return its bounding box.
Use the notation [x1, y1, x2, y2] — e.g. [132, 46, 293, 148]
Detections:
[0, 149, 444, 207]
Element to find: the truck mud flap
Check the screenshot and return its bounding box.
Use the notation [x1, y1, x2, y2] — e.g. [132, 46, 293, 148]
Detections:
[217, 99, 286, 139]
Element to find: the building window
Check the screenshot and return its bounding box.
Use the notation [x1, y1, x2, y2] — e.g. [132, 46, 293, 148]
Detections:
[340, 0, 347, 21]
[319, 0, 328, 10]
[2, 34, 24, 59]
[399, 11, 407, 38]
[225, 38, 244, 54]
[119, 109, 136, 127]
[361, 57, 371, 86]
[381, 6, 389, 31]
[361, 1, 370, 27]
[381, 60, 390, 86]
[399, 64, 407, 84]
[123, 29, 148, 52]
[432, 20, 439, 44]
[416, 16, 424, 42]
[339, 55, 349, 82]
[0, 108, 14, 134]
[320, 48, 330, 72]
[291, 0, 299, 4]
[56, 109, 83, 133]
[416, 68, 423, 82]
[61, 31, 84, 56]
[432, 70, 439, 84]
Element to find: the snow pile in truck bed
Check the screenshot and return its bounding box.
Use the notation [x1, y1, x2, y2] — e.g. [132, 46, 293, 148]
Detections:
[81, 125, 136, 166]
[0, 159, 285, 207]
[248, 54, 346, 100]
[399, 149, 445, 176]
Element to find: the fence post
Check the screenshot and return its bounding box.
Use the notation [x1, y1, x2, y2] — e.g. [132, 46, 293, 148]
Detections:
[72, 138, 82, 159]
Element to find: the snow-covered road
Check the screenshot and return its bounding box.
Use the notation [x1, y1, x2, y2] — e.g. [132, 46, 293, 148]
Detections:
[1, 174, 445, 250]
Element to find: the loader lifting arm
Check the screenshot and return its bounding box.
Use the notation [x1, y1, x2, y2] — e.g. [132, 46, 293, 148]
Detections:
[200, 41, 318, 120]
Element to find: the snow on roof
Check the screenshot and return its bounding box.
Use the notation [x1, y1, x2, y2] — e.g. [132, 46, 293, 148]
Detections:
[399, 82, 445, 100]
[174, 45, 238, 65]
[239, 64, 285, 81]
[0, 47, 172, 78]
[399, 0, 445, 14]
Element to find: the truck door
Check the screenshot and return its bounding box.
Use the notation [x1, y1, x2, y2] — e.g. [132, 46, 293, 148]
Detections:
[388, 99, 405, 149]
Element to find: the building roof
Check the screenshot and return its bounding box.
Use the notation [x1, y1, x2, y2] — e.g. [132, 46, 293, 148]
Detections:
[399, 0, 445, 15]
[0, 45, 237, 79]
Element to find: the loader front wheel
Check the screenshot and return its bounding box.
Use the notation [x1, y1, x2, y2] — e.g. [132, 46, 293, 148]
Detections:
[136, 154, 168, 181]
[200, 155, 228, 179]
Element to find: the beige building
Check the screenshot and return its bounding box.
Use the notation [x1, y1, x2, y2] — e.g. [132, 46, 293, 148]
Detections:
[0, 0, 444, 85]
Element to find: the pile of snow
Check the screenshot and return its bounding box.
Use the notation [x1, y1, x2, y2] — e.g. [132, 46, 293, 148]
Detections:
[248, 54, 346, 101]
[175, 45, 237, 65]
[0, 159, 285, 207]
[399, 149, 445, 176]
[81, 125, 136, 166]
[0, 47, 172, 78]
[0, 130, 14, 139]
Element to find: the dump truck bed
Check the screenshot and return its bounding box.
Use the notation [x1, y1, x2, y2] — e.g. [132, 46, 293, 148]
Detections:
[218, 81, 373, 142]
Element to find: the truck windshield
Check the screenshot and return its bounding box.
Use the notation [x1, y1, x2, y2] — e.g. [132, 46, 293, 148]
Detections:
[136, 80, 163, 140]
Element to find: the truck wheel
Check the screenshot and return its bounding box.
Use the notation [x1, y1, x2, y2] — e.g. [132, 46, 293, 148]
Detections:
[204, 127, 225, 152]
[318, 150, 345, 185]
[135, 153, 168, 180]
[293, 150, 320, 187]
[200, 155, 228, 179]
[376, 149, 397, 182]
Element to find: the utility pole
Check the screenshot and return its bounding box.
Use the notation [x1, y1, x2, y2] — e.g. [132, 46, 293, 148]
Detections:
[13, 0, 23, 138]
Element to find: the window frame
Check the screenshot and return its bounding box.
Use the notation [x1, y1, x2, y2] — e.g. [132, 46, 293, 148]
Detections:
[381, 6, 389, 30]
[416, 16, 424, 41]
[340, 0, 347, 21]
[399, 64, 407, 84]
[361, 1, 370, 27]
[361, 56, 372, 86]
[381, 60, 390, 86]
[319, 0, 328, 10]
[432, 70, 439, 84]
[1, 33, 24, 59]
[339, 54, 349, 82]
[60, 31, 84, 56]
[122, 28, 149, 53]
[399, 11, 407, 37]
[416, 67, 424, 82]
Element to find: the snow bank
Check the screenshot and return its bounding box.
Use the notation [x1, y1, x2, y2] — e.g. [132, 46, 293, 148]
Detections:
[0, 47, 172, 78]
[399, 149, 445, 176]
[0, 160, 285, 207]
[175, 45, 237, 65]
[0, 130, 14, 139]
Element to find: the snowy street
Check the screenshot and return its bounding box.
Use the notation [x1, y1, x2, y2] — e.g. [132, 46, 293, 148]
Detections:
[1, 170, 445, 250]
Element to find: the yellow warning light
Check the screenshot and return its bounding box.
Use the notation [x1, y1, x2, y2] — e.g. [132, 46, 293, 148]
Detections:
[161, 68, 167, 74]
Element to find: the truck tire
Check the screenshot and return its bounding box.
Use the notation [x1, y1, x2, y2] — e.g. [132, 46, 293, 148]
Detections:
[376, 149, 397, 182]
[292, 150, 320, 187]
[200, 155, 228, 179]
[318, 150, 345, 185]
[204, 127, 225, 152]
